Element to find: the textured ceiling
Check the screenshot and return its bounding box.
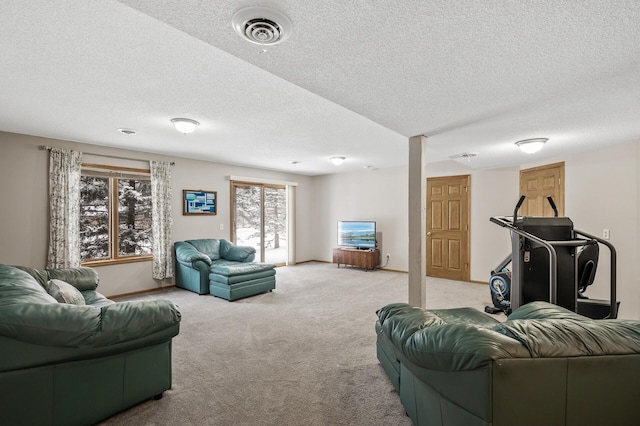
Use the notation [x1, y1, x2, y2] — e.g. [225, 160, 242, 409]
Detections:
[1, 1, 639, 175]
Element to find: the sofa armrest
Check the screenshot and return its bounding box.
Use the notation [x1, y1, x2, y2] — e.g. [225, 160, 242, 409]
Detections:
[175, 241, 212, 266]
[98, 300, 181, 345]
[0, 300, 181, 348]
[220, 239, 256, 262]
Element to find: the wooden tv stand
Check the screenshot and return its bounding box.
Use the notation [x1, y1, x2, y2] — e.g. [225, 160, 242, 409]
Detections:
[332, 248, 380, 271]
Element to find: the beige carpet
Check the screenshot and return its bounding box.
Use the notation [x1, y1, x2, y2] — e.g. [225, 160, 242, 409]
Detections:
[100, 262, 493, 426]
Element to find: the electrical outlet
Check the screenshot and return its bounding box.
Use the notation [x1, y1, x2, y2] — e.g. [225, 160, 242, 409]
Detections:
[603, 228, 610, 240]
[220, 224, 224, 231]
[386, 253, 390, 259]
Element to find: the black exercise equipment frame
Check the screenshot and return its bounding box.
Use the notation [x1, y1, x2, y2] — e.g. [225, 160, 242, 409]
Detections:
[489, 195, 618, 319]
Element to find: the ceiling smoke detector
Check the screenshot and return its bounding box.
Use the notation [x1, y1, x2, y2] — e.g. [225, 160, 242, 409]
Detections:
[232, 6, 292, 46]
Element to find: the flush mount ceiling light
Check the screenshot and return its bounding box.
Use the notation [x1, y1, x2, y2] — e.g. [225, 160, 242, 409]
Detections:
[330, 156, 346, 166]
[515, 138, 548, 154]
[232, 6, 292, 46]
[171, 118, 200, 134]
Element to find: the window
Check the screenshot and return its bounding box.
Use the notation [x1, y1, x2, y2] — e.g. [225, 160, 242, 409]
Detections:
[80, 165, 152, 265]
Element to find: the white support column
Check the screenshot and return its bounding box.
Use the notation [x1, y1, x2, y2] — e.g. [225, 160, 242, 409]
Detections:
[408, 135, 427, 307]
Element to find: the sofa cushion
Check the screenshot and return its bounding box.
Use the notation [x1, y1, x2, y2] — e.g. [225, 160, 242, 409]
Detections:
[507, 300, 587, 321]
[82, 290, 116, 307]
[494, 318, 640, 357]
[186, 239, 221, 261]
[220, 239, 256, 262]
[13, 265, 49, 288]
[0, 264, 57, 306]
[47, 279, 86, 305]
[210, 260, 275, 277]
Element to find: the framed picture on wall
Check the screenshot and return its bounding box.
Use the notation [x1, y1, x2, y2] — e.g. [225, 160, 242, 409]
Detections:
[183, 190, 217, 215]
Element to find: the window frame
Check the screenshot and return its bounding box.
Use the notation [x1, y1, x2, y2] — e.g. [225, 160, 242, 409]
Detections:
[80, 163, 153, 267]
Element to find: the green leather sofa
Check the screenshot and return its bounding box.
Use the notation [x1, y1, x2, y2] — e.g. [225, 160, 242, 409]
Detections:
[376, 301, 640, 426]
[0, 264, 181, 426]
[174, 239, 276, 300]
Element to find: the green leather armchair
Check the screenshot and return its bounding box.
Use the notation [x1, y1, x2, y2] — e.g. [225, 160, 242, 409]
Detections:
[174, 239, 276, 300]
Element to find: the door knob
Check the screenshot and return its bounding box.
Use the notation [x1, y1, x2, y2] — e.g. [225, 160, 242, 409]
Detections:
[427, 232, 432, 236]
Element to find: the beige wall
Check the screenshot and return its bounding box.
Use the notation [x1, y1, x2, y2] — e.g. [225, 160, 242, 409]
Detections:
[561, 141, 639, 319]
[311, 141, 640, 319]
[0, 131, 314, 296]
[310, 161, 518, 280]
[2, 131, 638, 318]
[311, 165, 409, 272]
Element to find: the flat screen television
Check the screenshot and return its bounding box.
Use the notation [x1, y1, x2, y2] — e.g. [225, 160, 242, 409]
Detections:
[337, 220, 376, 250]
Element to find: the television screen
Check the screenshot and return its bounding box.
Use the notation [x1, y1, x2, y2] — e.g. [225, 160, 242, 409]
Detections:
[337, 221, 376, 249]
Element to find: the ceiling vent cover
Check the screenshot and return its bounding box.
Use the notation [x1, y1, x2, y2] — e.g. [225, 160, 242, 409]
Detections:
[449, 152, 479, 163]
[232, 6, 292, 46]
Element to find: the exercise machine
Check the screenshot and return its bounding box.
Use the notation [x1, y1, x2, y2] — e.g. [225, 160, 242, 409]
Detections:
[485, 195, 618, 319]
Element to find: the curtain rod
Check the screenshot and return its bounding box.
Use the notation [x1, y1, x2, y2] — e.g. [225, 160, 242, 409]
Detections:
[40, 145, 175, 166]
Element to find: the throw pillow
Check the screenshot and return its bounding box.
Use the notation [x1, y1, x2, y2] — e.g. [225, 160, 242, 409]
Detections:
[47, 279, 86, 305]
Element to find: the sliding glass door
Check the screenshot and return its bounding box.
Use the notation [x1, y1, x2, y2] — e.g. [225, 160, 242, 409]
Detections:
[232, 182, 287, 265]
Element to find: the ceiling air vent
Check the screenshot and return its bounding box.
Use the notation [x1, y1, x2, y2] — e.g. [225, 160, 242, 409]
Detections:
[232, 6, 292, 46]
[449, 152, 479, 163]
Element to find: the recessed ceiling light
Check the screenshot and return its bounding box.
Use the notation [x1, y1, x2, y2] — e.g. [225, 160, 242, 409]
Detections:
[118, 128, 136, 135]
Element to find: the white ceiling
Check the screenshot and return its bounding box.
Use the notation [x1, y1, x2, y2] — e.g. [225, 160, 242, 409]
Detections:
[1, 1, 639, 175]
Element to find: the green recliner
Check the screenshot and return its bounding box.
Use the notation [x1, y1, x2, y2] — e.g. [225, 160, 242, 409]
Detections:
[174, 239, 276, 300]
[0, 264, 181, 426]
[376, 301, 640, 426]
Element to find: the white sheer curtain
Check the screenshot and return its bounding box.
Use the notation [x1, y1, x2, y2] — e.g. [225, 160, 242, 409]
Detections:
[47, 147, 83, 269]
[150, 161, 173, 279]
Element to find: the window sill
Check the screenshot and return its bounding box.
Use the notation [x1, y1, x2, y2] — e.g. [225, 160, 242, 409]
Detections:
[81, 256, 152, 268]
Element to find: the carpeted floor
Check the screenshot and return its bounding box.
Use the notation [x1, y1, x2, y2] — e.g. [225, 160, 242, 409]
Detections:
[99, 262, 493, 426]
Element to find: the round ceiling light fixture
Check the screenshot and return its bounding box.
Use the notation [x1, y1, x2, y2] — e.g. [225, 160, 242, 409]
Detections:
[171, 118, 200, 134]
[515, 138, 548, 154]
[232, 6, 292, 46]
[330, 156, 346, 166]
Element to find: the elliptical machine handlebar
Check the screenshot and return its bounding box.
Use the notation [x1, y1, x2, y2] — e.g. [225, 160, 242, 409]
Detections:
[513, 195, 526, 225]
[546, 196, 559, 217]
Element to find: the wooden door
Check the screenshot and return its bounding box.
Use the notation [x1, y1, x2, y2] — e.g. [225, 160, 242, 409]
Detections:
[426, 175, 470, 281]
[519, 162, 565, 216]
